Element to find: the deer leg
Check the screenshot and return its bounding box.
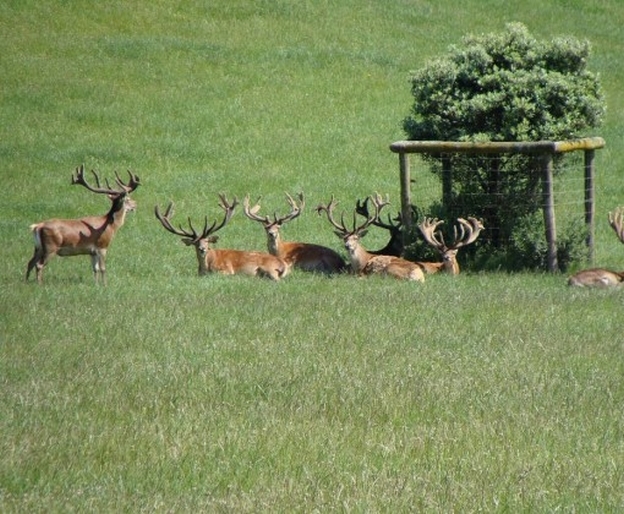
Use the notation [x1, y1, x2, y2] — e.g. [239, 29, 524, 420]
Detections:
[28, 248, 53, 284]
[91, 250, 107, 285]
[26, 249, 42, 282]
[99, 250, 107, 286]
[26, 229, 46, 282]
[34, 253, 51, 284]
[266, 267, 280, 281]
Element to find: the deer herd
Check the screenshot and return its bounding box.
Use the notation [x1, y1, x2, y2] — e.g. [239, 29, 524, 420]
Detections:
[24, 165, 624, 288]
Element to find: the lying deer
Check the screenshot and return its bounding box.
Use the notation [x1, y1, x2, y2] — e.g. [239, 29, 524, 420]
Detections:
[317, 193, 425, 282]
[155, 195, 286, 280]
[418, 217, 484, 275]
[26, 164, 141, 284]
[568, 207, 624, 287]
[355, 197, 483, 275]
[243, 192, 347, 275]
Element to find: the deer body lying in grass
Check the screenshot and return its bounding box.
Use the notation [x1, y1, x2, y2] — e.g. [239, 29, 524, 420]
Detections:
[317, 193, 425, 282]
[26, 165, 141, 284]
[243, 192, 347, 275]
[155, 195, 286, 280]
[568, 207, 624, 287]
[354, 197, 484, 274]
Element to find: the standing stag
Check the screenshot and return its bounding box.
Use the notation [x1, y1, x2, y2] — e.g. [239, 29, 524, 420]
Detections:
[317, 193, 425, 282]
[26, 164, 141, 284]
[155, 195, 286, 280]
[568, 207, 624, 287]
[418, 217, 484, 275]
[243, 192, 347, 275]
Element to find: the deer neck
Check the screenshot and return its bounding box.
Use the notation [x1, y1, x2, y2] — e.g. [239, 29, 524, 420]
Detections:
[105, 196, 131, 229]
[194, 240, 212, 275]
[266, 227, 281, 256]
[383, 230, 403, 257]
[345, 237, 371, 272]
[442, 250, 460, 275]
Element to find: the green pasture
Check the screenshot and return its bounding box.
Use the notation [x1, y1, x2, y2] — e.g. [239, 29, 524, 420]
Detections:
[2, 1, 624, 511]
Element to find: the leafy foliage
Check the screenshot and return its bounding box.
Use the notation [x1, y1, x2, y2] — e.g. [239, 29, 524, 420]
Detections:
[403, 22, 604, 142]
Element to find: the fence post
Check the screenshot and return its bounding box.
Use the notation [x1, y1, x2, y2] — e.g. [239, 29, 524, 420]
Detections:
[584, 149, 596, 264]
[442, 155, 453, 213]
[398, 151, 413, 243]
[542, 152, 558, 272]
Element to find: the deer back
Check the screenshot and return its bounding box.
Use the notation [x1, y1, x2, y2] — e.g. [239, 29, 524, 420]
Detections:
[567, 268, 624, 287]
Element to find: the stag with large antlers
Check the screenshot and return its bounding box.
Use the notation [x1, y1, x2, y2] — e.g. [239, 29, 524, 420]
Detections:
[26, 164, 141, 284]
[243, 192, 347, 275]
[317, 193, 425, 282]
[155, 195, 286, 280]
[568, 207, 624, 287]
[418, 216, 484, 275]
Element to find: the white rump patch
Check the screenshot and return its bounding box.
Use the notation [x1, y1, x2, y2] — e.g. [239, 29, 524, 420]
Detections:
[30, 224, 42, 249]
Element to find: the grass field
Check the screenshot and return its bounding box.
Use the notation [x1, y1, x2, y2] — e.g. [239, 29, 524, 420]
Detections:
[2, 1, 624, 511]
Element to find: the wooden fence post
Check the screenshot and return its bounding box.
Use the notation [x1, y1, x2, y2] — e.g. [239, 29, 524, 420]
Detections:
[398, 151, 412, 243]
[442, 155, 453, 213]
[584, 149, 596, 264]
[542, 153, 558, 272]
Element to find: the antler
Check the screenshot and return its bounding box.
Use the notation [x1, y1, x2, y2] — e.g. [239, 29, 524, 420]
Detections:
[419, 218, 447, 251]
[71, 164, 141, 195]
[155, 194, 238, 243]
[243, 195, 270, 224]
[317, 195, 346, 232]
[243, 192, 304, 226]
[355, 197, 403, 232]
[213, 194, 239, 235]
[282, 192, 305, 223]
[154, 202, 209, 241]
[419, 216, 484, 252]
[453, 217, 484, 249]
[608, 207, 624, 244]
[317, 192, 390, 236]
[114, 169, 141, 194]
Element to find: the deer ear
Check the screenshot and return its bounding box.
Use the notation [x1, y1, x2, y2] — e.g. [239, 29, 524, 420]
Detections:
[334, 230, 344, 239]
[181, 238, 194, 246]
[360, 229, 368, 238]
[207, 235, 219, 243]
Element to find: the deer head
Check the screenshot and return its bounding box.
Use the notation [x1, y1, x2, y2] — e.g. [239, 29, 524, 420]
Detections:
[317, 193, 389, 251]
[71, 164, 141, 213]
[243, 192, 304, 252]
[316, 192, 390, 270]
[155, 194, 238, 269]
[419, 217, 484, 275]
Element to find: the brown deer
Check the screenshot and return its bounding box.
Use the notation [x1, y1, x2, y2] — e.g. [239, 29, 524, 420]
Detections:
[417, 217, 485, 275]
[243, 192, 347, 275]
[26, 164, 141, 284]
[317, 193, 425, 282]
[354, 197, 405, 257]
[155, 195, 286, 280]
[568, 207, 624, 287]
